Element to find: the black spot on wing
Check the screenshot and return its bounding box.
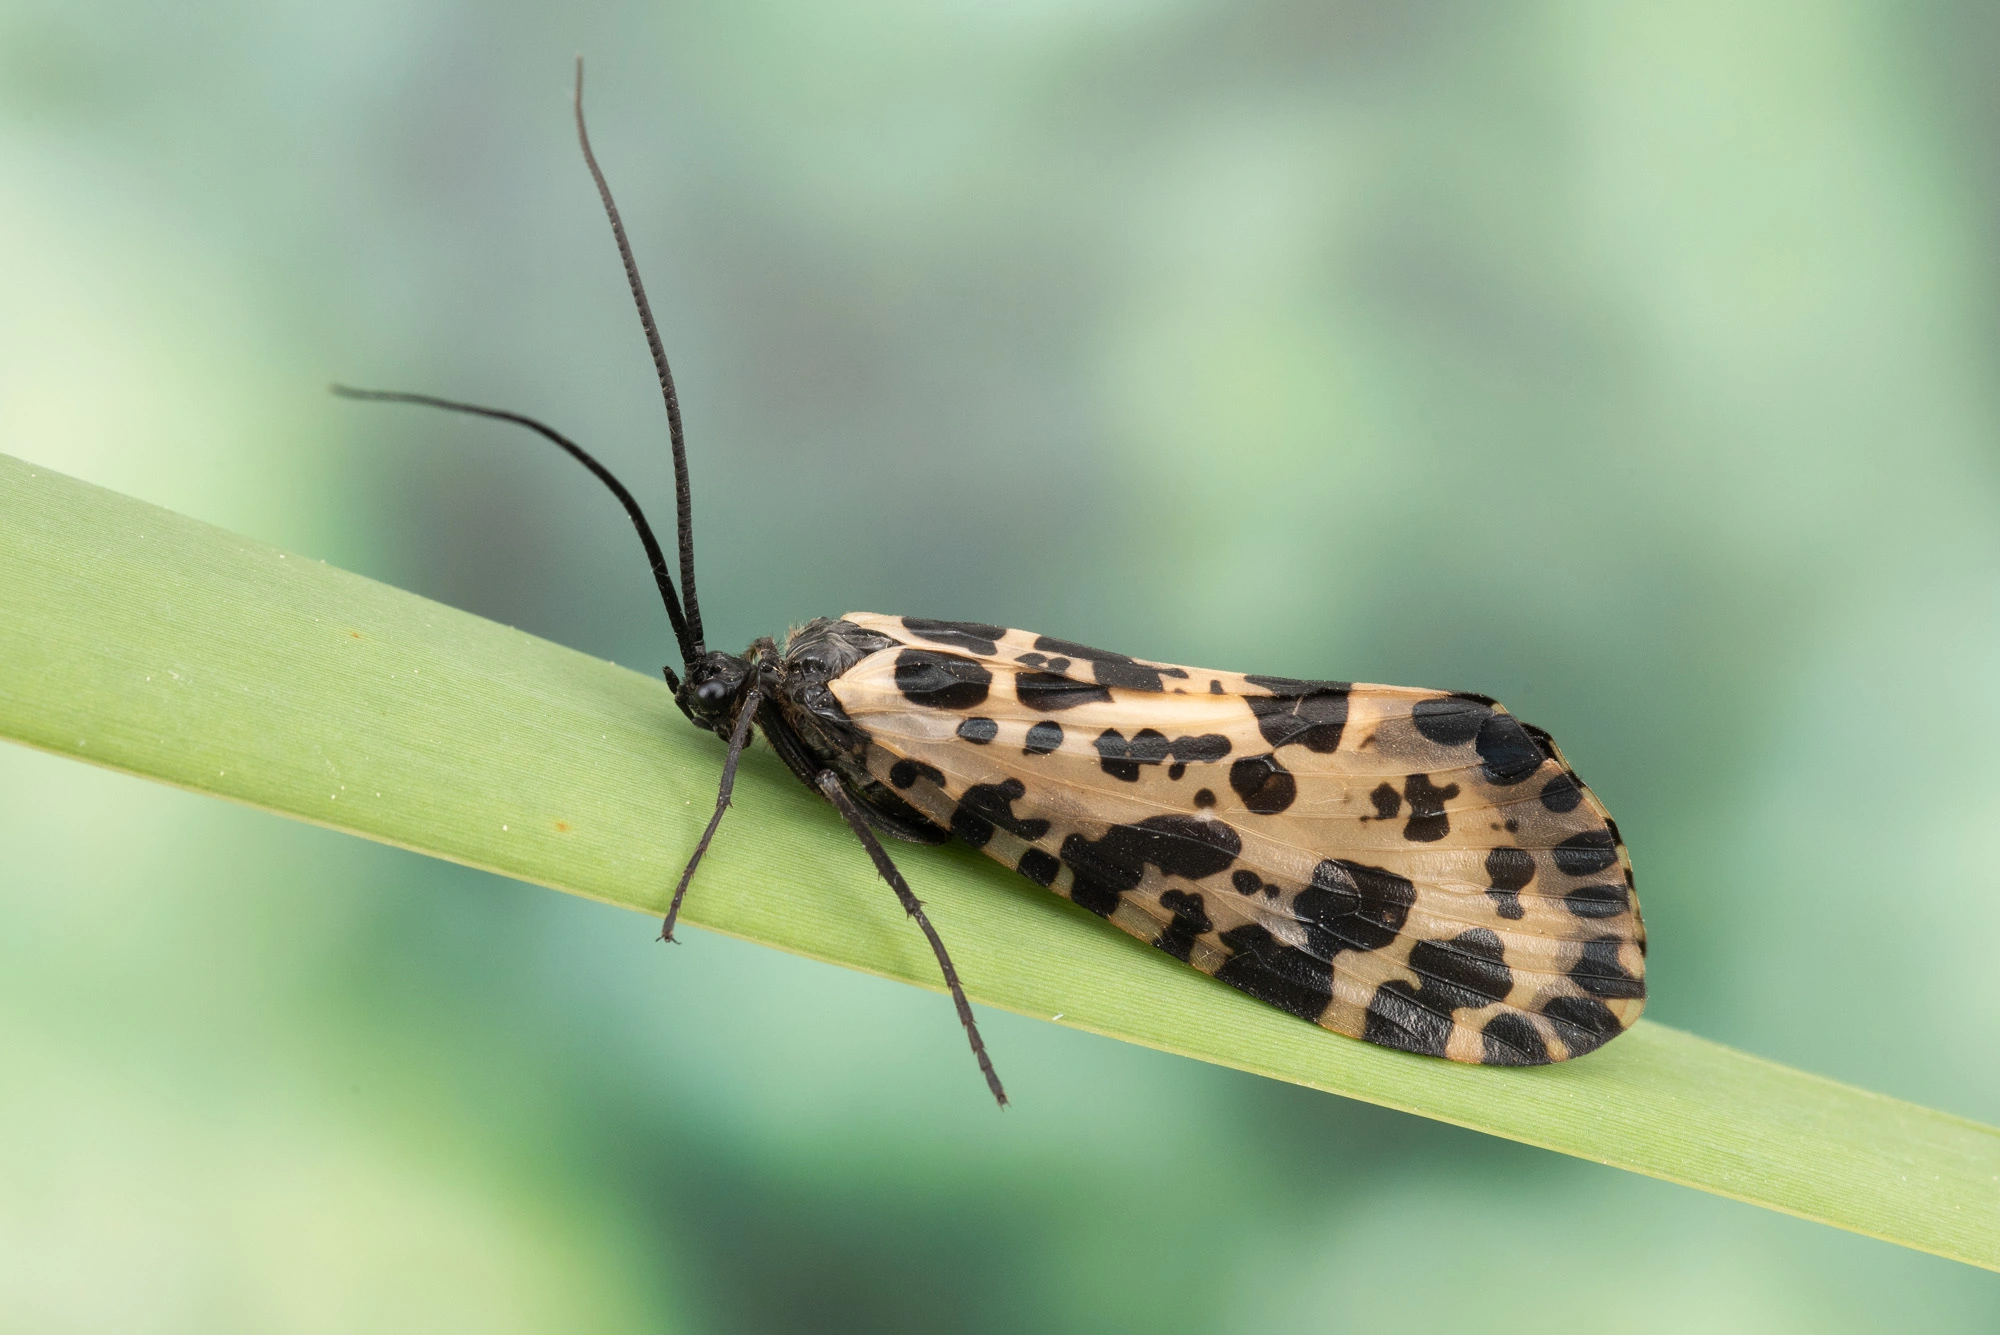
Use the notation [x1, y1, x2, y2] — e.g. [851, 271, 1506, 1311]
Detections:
[1023, 720, 1063, 755]
[1412, 929, 1513, 1005]
[1571, 936, 1644, 999]
[1483, 847, 1534, 920]
[1085, 816, 1242, 883]
[1362, 928, 1513, 1058]
[1361, 982, 1452, 1057]
[1212, 923, 1333, 1021]
[1300, 858, 1417, 956]
[956, 716, 998, 744]
[1410, 694, 1542, 784]
[1095, 727, 1169, 781]
[1018, 847, 1060, 887]
[1368, 782, 1401, 821]
[1210, 859, 1415, 1025]
[1033, 636, 1189, 692]
[1541, 995, 1623, 1058]
[1553, 829, 1619, 877]
[1476, 712, 1543, 785]
[950, 778, 1052, 849]
[1245, 682, 1350, 753]
[894, 648, 991, 710]
[1059, 816, 1242, 918]
[1171, 734, 1232, 763]
[1480, 1012, 1550, 1065]
[1244, 674, 1351, 695]
[1229, 869, 1281, 899]
[1563, 883, 1630, 918]
[1067, 873, 1124, 918]
[1095, 728, 1231, 779]
[1155, 890, 1213, 962]
[1538, 771, 1583, 812]
[1400, 773, 1459, 843]
[902, 618, 1006, 656]
[1228, 753, 1297, 815]
[1193, 788, 1216, 808]
[1410, 696, 1487, 747]
[889, 759, 945, 791]
[1016, 672, 1112, 712]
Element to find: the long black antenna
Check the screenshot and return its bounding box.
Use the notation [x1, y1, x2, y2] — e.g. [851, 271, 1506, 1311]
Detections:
[573, 57, 705, 655]
[330, 386, 698, 675]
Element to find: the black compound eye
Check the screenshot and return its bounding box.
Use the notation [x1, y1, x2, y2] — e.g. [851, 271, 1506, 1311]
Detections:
[694, 679, 732, 708]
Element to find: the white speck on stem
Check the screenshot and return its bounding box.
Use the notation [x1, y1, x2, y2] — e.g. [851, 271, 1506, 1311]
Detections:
[502, 824, 509, 831]
[1052, 1013, 1064, 1021]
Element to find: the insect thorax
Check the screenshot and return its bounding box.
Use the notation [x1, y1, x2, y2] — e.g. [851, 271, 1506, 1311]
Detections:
[683, 618, 949, 846]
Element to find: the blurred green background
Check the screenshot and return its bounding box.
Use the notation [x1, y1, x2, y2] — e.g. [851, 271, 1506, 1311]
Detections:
[5, 1, 2000, 1329]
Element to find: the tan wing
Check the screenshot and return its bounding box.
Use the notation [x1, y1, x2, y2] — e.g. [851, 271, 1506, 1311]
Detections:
[819, 613, 1645, 1065]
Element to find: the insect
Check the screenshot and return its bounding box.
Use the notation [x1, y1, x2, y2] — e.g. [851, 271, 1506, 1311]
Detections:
[337, 62, 1646, 1107]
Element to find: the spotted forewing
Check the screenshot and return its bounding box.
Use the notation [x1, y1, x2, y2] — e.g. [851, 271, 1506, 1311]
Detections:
[825, 614, 1645, 1065]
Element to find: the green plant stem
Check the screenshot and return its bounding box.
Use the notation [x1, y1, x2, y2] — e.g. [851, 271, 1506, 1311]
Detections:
[2, 451, 1996, 1269]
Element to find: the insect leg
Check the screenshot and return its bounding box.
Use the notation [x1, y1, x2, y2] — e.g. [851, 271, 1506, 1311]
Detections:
[660, 688, 762, 943]
[815, 771, 1008, 1109]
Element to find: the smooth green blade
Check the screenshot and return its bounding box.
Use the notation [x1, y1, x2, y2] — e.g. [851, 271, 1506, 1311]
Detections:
[3, 451, 1996, 1270]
